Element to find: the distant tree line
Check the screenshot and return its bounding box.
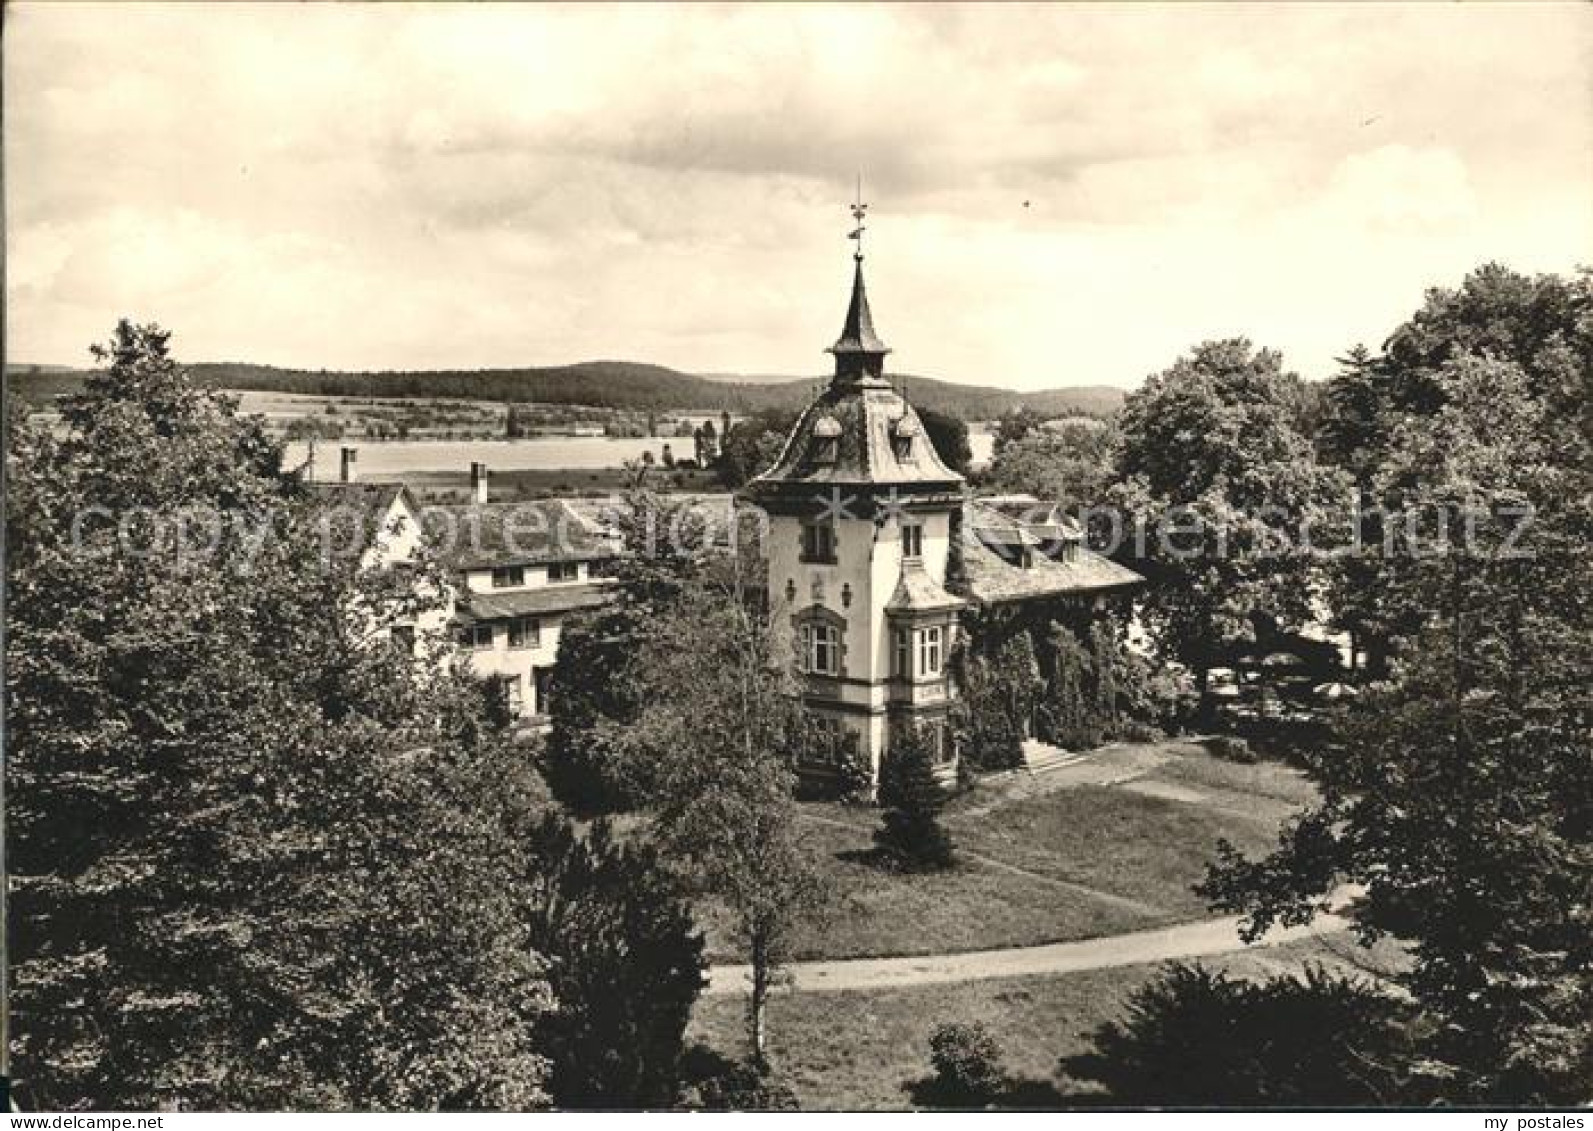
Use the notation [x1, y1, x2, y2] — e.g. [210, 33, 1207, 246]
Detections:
[8, 360, 1124, 421]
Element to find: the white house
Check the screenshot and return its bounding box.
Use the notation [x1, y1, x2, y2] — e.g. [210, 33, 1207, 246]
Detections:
[429, 464, 616, 723]
[309, 450, 618, 725]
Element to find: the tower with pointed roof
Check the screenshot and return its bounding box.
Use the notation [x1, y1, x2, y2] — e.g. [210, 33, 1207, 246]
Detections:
[741, 211, 966, 790]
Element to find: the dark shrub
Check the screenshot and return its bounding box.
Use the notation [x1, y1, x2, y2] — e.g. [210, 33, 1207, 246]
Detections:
[835, 733, 874, 805]
[692, 1062, 800, 1111]
[1206, 735, 1257, 764]
[928, 1021, 1006, 1107]
[1062, 962, 1416, 1105]
[526, 816, 706, 1108]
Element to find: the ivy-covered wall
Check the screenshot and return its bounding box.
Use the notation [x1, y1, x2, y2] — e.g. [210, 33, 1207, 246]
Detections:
[952, 594, 1178, 769]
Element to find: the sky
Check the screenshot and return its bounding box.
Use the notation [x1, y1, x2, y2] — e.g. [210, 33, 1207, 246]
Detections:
[7, 2, 1591, 391]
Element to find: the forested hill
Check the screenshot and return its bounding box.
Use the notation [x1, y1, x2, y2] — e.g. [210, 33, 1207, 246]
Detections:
[6, 359, 1124, 419]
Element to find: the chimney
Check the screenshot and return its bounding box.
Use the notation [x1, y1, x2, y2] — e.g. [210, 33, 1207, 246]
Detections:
[340, 447, 358, 483]
[470, 461, 489, 505]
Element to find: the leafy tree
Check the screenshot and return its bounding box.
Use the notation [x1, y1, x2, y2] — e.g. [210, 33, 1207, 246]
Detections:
[1200, 351, 1593, 1104]
[983, 419, 1117, 512]
[991, 406, 1046, 456]
[717, 408, 797, 489]
[614, 562, 827, 1070]
[543, 490, 714, 812]
[1316, 266, 1593, 673]
[1063, 963, 1417, 1105]
[1113, 339, 1346, 717]
[1379, 263, 1591, 428]
[916, 406, 972, 475]
[7, 321, 551, 1109]
[693, 419, 721, 466]
[522, 814, 705, 1109]
[874, 724, 954, 870]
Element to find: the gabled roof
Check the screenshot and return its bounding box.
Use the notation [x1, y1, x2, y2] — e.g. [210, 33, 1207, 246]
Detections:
[305, 481, 418, 556]
[305, 480, 412, 514]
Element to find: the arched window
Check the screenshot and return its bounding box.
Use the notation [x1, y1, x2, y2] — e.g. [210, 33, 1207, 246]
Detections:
[793, 605, 847, 677]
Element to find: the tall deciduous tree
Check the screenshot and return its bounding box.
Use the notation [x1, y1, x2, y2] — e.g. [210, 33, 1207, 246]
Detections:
[1113, 339, 1346, 716]
[625, 565, 827, 1070]
[717, 409, 798, 489]
[916, 406, 973, 475]
[1200, 352, 1593, 1104]
[7, 322, 552, 1109]
[1316, 265, 1593, 672]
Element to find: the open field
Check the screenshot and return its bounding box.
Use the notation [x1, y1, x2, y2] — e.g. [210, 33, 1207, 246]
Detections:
[687, 932, 1406, 1109]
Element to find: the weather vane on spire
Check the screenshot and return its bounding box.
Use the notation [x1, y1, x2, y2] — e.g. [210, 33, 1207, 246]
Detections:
[848, 172, 868, 262]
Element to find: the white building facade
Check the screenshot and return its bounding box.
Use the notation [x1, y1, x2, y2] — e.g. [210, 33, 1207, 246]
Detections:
[742, 253, 967, 785]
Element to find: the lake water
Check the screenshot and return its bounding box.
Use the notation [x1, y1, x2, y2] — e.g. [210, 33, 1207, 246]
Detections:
[285, 431, 995, 476]
[284, 437, 686, 476]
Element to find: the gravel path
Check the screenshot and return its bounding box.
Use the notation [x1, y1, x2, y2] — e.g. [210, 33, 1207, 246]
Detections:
[704, 905, 1353, 997]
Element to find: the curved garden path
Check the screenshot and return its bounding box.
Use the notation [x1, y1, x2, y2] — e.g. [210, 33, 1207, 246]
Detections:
[704, 903, 1354, 997]
[705, 739, 1353, 998]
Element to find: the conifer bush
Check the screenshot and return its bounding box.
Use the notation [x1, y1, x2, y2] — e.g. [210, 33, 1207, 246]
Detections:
[873, 724, 954, 869]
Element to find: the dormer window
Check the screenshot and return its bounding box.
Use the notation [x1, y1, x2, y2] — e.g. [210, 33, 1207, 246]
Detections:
[890, 413, 920, 462]
[811, 415, 842, 465]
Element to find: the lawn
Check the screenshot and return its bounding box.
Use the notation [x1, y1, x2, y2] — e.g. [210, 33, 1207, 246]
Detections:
[696, 812, 1158, 964]
[687, 933, 1401, 1109]
[697, 741, 1320, 964]
[947, 784, 1286, 921]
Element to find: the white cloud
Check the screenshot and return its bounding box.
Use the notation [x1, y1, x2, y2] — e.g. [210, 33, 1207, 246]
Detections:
[5, 2, 1590, 386]
[1322, 146, 1479, 231]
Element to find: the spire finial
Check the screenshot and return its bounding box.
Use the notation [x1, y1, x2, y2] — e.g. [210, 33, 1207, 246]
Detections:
[848, 172, 868, 262]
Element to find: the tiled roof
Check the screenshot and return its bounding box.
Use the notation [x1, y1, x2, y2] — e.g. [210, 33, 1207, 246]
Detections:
[744, 384, 964, 490]
[886, 561, 966, 614]
[560, 493, 745, 549]
[305, 481, 415, 554]
[456, 581, 616, 622]
[961, 501, 1143, 605]
[427, 499, 615, 570]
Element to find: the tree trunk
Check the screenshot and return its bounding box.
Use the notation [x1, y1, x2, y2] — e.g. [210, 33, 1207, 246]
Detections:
[748, 936, 770, 1071]
[1195, 662, 1212, 725]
